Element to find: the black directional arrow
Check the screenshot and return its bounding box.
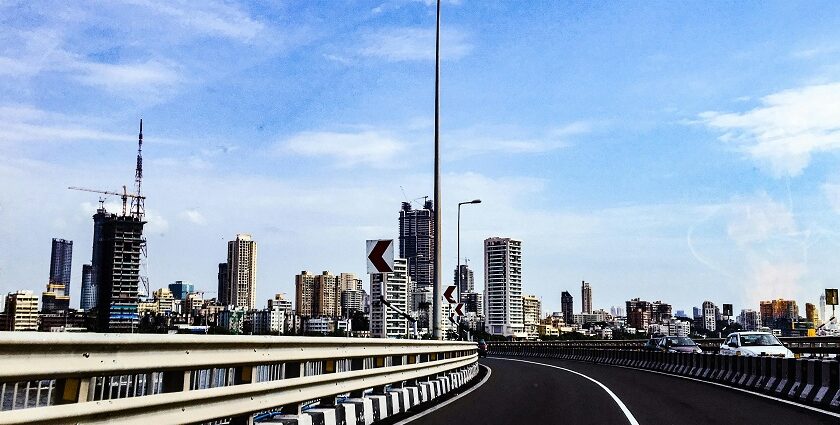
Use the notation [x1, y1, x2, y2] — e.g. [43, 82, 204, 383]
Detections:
[444, 285, 456, 304]
[368, 240, 393, 273]
[455, 303, 464, 316]
[449, 313, 457, 325]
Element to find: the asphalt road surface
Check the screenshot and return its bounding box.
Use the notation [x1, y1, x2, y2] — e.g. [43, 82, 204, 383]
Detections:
[408, 356, 838, 425]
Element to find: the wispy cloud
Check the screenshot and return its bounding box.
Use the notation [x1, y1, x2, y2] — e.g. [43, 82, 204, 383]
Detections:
[446, 121, 592, 158]
[358, 27, 471, 61]
[279, 130, 408, 168]
[0, 105, 130, 143]
[698, 82, 840, 177]
[123, 0, 265, 42]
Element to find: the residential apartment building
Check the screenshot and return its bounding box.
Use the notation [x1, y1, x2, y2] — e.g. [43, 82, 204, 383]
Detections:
[484, 237, 525, 338]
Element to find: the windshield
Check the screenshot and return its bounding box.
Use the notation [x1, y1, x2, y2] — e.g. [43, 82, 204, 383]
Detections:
[739, 334, 782, 347]
[665, 337, 695, 346]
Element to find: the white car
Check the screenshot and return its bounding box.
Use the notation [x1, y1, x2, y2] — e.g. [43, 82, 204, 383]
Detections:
[718, 332, 794, 358]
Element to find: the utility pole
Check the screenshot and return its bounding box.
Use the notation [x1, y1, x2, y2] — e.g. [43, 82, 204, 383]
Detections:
[432, 0, 443, 340]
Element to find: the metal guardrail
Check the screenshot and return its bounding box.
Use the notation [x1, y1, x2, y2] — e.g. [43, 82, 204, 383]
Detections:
[492, 337, 840, 355]
[0, 333, 478, 424]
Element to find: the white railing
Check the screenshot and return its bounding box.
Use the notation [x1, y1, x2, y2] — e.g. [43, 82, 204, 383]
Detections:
[0, 333, 478, 424]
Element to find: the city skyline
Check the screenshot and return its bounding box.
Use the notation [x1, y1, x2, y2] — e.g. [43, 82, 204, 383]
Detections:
[3, 2, 840, 314]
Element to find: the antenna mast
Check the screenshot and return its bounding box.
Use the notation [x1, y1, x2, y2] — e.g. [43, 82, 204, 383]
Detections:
[131, 119, 145, 220]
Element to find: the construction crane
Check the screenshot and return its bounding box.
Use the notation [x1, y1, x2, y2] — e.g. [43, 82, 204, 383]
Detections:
[68, 185, 145, 218]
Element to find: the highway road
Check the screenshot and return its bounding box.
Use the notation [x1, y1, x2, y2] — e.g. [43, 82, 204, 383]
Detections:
[407, 356, 838, 425]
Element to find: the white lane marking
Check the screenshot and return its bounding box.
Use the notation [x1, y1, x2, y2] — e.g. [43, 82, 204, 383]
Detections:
[395, 364, 492, 425]
[494, 357, 640, 425]
[597, 360, 840, 419]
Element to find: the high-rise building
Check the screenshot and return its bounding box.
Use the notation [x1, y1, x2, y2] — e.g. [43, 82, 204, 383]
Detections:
[820, 294, 827, 323]
[217, 263, 229, 305]
[399, 200, 435, 291]
[805, 303, 821, 327]
[522, 294, 541, 340]
[702, 301, 717, 331]
[759, 299, 799, 329]
[581, 281, 592, 314]
[295, 271, 316, 317]
[738, 309, 761, 331]
[3, 290, 39, 331]
[626, 298, 652, 330]
[43, 238, 73, 312]
[80, 264, 95, 311]
[371, 258, 410, 338]
[226, 234, 257, 310]
[454, 264, 475, 295]
[47, 238, 72, 295]
[461, 291, 482, 315]
[650, 301, 673, 323]
[168, 281, 194, 300]
[484, 237, 525, 338]
[341, 289, 364, 318]
[561, 291, 574, 324]
[315, 271, 339, 317]
[93, 209, 145, 332]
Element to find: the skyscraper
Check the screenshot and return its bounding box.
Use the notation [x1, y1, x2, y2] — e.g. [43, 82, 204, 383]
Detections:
[581, 281, 592, 314]
[702, 300, 717, 331]
[484, 237, 525, 338]
[820, 294, 827, 323]
[561, 291, 574, 324]
[295, 271, 316, 317]
[80, 264, 95, 311]
[168, 281, 194, 300]
[93, 211, 145, 332]
[217, 263, 229, 305]
[43, 238, 73, 312]
[370, 258, 410, 338]
[454, 264, 474, 294]
[805, 303, 821, 327]
[399, 200, 435, 291]
[48, 238, 73, 291]
[226, 234, 257, 310]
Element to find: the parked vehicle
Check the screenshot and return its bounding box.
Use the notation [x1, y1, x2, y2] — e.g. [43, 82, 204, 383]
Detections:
[656, 336, 702, 353]
[718, 332, 794, 358]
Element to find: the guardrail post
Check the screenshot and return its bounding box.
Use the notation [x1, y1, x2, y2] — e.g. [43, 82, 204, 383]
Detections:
[54, 377, 91, 404]
[161, 370, 190, 393]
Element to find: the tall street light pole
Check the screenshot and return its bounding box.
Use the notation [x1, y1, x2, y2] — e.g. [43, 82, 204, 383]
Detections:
[457, 199, 481, 340]
[457, 200, 482, 302]
[432, 0, 443, 340]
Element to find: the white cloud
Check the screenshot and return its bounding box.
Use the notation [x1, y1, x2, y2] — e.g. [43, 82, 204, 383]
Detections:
[726, 192, 798, 245]
[0, 105, 131, 143]
[121, 0, 265, 42]
[446, 122, 591, 158]
[74, 60, 180, 93]
[824, 182, 840, 215]
[699, 82, 840, 177]
[280, 130, 408, 168]
[359, 27, 471, 61]
[179, 209, 207, 225]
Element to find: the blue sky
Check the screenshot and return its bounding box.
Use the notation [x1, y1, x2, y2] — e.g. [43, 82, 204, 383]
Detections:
[3, 1, 840, 316]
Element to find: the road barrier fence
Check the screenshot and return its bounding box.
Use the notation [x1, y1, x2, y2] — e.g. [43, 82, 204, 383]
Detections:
[0, 333, 479, 424]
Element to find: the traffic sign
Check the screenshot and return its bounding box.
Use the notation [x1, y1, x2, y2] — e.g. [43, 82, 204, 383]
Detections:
[444, 285, 456, 304]
[455, 303, 464, 316]
[827, 288, 839, 306]
[448, 313, 457, 325]
[722, 304, 733, 317]
[366, 240, 394, 274]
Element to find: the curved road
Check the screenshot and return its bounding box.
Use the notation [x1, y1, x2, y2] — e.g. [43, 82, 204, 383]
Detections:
[408, 357, 838, 425]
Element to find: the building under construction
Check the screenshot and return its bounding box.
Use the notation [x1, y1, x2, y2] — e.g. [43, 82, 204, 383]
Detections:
[74, 120, 148, 332]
